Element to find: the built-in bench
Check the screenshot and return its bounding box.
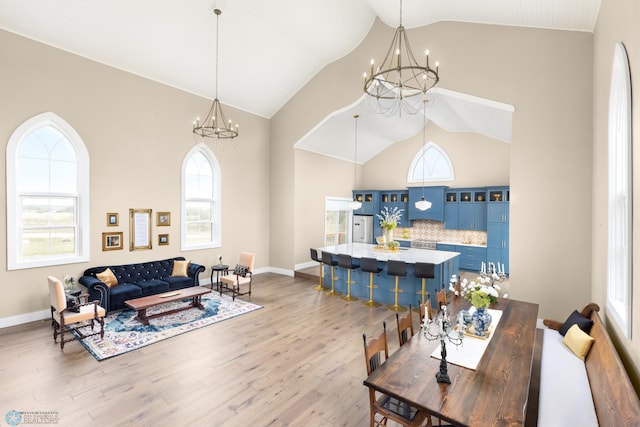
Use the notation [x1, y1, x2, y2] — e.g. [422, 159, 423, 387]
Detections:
[527, 303, 640, 426]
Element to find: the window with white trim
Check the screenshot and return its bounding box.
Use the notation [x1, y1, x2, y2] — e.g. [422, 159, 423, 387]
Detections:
[607, 42, 633, 338]
[6, 112, 90, 270]
[182, 144, 221, 250]
[407, 141, 454, 183]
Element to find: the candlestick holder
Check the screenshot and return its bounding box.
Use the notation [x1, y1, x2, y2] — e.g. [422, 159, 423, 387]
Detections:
[422, 305, 465, 384]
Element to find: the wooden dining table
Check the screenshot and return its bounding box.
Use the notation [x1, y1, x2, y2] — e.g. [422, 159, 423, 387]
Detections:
[364, 296, 539, 426]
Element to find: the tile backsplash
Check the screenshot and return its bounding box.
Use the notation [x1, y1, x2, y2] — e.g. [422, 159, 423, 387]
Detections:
[393, 220, 487, 245]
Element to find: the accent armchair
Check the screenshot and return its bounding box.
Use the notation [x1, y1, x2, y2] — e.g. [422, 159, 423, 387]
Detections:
[219, 251, 255, 301]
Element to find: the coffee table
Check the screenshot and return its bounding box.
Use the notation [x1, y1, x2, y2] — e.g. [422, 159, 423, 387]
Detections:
[125, 286, 211, 325]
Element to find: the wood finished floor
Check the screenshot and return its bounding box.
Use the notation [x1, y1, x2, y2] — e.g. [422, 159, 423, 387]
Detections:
[0, 272, 425, 426]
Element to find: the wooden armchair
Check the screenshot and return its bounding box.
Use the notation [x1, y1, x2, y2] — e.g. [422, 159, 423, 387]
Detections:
[363, 322, 431, 427]
[220, 251, 255, 301]
[48, 276, 105, 350]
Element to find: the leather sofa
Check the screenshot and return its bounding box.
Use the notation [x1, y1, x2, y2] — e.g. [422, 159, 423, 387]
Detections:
[79, 257, 205, 313]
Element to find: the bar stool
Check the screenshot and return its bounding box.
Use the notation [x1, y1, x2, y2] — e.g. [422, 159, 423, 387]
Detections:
[321, 251, 341, 296]
[414, 262, 435, 306]
[360, 257, 382, 307]
[309, 248, 326, 291]
[338, 254, 360, 301]
[386, 260, 408, 312]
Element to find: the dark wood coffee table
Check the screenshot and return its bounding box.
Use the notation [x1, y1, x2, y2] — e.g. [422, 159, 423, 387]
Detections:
[125, 286, 211, 325]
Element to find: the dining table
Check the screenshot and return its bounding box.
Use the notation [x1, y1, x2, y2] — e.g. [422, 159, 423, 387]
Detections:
[363, 296, 539, 426]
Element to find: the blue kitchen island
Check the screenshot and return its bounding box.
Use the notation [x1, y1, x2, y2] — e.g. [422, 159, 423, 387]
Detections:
[317, 243, 460, 308]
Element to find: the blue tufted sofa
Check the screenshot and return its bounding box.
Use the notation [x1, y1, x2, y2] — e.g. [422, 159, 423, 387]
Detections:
[79, 257, 205, 313]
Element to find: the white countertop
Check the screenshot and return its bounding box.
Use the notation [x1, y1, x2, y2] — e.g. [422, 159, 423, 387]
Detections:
[318, 243, 460, 264]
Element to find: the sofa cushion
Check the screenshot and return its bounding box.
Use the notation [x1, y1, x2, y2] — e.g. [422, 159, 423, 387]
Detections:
[136, 279, 170, 296]
[96, 268, 118, 288]
[563, 324, 595, 361]
[559, 310, 593, 336]
[109, 283, 143, 301]
[163, 276, 193, 290]
[538, 328, 598, 427]
[171, 260, 190, 277]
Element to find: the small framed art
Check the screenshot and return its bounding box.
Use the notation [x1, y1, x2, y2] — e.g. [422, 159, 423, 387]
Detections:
[157, 212, 171, 226]
[102, 232, 124, 251]
[107, 213, 119, 227]
[158, 234, 169, 246]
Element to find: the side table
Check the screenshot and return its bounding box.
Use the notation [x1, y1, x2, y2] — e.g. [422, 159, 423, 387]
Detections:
[210, 264, 229, 293]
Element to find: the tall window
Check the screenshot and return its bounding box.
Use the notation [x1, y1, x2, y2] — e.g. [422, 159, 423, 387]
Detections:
[407, 141, 454, 183]
[182, 145, 221, 250]
[324, 198, 351, 246]
[6, 112, 89, 270]
[607, 42, 633, 338]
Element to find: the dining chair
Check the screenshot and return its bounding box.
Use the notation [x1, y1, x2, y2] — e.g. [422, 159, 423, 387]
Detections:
[48, 276, 105, 350]
[396, 304, 415, 347]
[363, 321, 431, 427]
[436, 286, 447, 313]
[419, 295, 434, 324]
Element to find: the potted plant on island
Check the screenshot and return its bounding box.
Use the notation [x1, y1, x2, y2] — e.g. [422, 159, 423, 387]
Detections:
[376, 206, 404, 249]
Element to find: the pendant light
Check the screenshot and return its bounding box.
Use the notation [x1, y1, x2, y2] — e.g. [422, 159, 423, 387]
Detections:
[348, 114, 362, 210]
[415, 101, 432, 211]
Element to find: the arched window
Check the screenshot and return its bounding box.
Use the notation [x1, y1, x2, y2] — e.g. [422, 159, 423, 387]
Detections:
[607, 42, 633, 338]
[181, 144, 221, 250]
[407, 141, 454, 183]
[6, 112, 90, 270]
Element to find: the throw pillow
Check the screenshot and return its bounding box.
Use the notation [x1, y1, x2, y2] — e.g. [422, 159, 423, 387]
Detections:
[563, 324, 595, 360]
[233, 264, 249, 277]
[559, 310, 594, 336]
[96, 268, 118, 288]
[172, 260, 190, 277]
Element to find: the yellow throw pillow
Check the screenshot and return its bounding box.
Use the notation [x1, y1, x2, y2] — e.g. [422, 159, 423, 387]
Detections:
[563, 324, 595, 360]
[96, 268, 118, 288]
[172, 260, 190, 277]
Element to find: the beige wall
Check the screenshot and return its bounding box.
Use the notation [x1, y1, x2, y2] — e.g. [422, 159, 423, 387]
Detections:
[593, 0, 640, 386]
[0, 29, 270, 321]
[285, 19, 593, 323]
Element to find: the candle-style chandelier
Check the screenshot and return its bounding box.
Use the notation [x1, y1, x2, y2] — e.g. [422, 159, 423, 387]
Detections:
[193, 8, 239, 139]
[363, 0, 440, 117]
[422, 304, 464, 383]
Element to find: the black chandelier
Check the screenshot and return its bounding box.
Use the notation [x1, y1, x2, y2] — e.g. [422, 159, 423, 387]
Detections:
[193, 8, 238, 139]
[363, 0, 440, 116]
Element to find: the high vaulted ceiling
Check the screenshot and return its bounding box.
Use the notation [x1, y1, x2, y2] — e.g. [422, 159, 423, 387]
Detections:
[0, 0, 600, 162]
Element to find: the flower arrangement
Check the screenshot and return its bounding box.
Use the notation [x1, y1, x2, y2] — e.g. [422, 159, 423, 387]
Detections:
[63, 275, 75, 290]
[455, 276, 500, 309]
[376, 206, 404, 230]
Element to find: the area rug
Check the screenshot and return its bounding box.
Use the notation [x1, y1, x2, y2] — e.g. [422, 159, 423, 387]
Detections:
[74, 292, 262, 361]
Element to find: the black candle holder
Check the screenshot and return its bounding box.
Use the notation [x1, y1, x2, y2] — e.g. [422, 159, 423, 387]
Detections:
[422, 304, 465, 384]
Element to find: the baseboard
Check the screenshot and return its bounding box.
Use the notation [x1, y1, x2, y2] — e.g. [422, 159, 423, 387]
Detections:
[295, 260, 317, 271]
[0, 309, 50, 329]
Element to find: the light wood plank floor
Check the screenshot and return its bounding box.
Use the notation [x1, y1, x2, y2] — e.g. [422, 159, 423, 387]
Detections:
[0, 273, 428, 426]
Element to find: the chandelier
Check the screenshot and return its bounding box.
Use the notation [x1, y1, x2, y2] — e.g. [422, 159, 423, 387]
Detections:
[363, 0, 440, 116]
[348, 115, 363, 210]
[193, 8, 238, 139]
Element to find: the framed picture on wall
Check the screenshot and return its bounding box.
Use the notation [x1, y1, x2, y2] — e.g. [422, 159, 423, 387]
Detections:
[158, 234, 169, 246]
[107, 212, 119, 227]
[157, 212, 171, 226]
[102, 232, 123, 251]
[130, 208, 152, 251]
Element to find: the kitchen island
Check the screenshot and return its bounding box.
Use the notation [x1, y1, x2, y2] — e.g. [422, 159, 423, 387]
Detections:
[317, 243, 460, 308]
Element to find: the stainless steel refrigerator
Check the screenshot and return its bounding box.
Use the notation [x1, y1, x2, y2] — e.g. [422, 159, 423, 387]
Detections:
[353, 215, 374, 243]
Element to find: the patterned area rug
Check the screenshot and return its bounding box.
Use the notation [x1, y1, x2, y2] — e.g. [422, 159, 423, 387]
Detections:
[74, 292, 262, 361]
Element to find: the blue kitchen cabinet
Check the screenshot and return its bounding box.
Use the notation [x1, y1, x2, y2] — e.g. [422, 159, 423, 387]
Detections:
[444, 188, 486, 230]
[457, 245, 487, 271]
[352, 190, 379, 216]
[407, 186, 446, 221]
[486, 186, 509, 274]
[436, 243, 456, 252]
[444, 190, 459, 229]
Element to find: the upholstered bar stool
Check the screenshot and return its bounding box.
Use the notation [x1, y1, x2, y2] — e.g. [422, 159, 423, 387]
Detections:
[321, 251, 341, 296]
[386, 260, 408, 312]
[414, 262, 435, 307]
[338, 254, 360, 301]
[309, 248, 326, 291]
[360, 257, 382, 307]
